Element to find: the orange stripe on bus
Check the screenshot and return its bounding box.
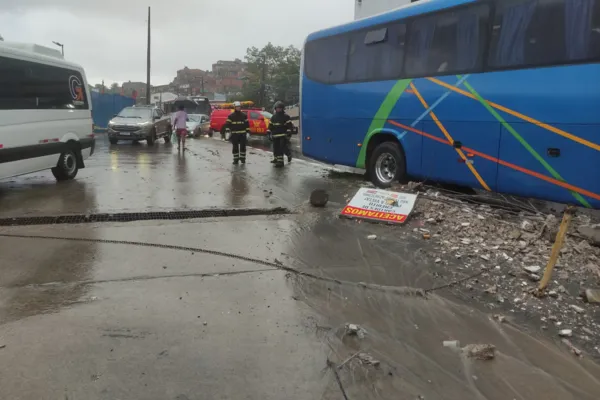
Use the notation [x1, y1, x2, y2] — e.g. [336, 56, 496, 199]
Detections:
[426, 77, 600, 152]
[409, 83, 491, 191]
[388, 120, 600, 202]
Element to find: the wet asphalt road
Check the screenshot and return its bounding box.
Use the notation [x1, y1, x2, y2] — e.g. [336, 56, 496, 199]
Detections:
[1, 136, 600, 399]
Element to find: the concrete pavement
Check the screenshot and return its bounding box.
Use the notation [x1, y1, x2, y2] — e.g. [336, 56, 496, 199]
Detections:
[1, 136, 600, 399]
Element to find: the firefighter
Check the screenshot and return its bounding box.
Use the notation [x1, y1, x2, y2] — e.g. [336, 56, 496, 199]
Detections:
[268, 101, 294, 167]
[223, 101, 250, 164]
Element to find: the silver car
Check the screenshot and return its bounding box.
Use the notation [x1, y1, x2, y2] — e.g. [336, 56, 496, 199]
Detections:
[108, 106, 172, 145]
[186, 114, 209, 137]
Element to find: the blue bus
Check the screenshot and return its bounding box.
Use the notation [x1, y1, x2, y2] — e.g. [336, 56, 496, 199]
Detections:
[300, 0, 600, 209]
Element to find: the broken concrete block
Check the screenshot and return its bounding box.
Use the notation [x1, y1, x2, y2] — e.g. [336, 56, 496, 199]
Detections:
[462, 344, 496, 360]
[443, 340, 460, 350]
[559, 329, 573, 337]
[578, 224, 600, 246]
[484, 285, 498, 294]
[357, 352, 380, 367]
[345, 323, 367, 339]
[309, 189, 329, 207]
[524, 265, 541, 274]
[584, 289, 600, 304]
[569, 304, 585, 314]
[521, 220, 534, 232]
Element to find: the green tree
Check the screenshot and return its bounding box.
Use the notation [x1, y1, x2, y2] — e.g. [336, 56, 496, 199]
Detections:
[240, 43, 300, 108]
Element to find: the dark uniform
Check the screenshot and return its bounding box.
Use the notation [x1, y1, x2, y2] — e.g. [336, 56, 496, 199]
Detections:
[268, 106, 294, 167]
[224, 110, 250, 164]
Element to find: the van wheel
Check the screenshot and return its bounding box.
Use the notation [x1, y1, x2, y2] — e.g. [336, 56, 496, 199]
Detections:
[368, 141, 406, 188]
[147, 129, 156, 146]
[52, 148, 79, 181]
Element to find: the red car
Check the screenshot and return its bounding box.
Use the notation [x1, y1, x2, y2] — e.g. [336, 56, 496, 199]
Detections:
[209, 109, 272, 137]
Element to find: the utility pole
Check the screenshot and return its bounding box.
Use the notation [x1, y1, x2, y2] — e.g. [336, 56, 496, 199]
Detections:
[201, 76, 205, 95]
[146, 6, 151, 105]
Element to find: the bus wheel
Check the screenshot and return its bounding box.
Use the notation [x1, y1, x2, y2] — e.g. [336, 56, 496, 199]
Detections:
[52, 148, 79, 181]
[368, 141, 405, 188]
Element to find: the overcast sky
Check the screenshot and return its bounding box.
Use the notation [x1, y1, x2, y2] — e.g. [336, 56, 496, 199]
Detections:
[0, 0, 353, 86]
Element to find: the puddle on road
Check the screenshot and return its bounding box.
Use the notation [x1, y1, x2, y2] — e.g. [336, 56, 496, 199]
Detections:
[289, 273, 600, 400]
[282, 212, 600, 400]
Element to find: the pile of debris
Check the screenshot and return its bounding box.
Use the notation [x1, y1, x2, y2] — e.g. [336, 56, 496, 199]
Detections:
[404, 186, 600, 358]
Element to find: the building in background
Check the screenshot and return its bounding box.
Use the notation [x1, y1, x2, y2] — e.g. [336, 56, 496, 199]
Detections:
[167, 60, 246, 100]
[122, 81, 147, 103]
[354, 0, 418, 20]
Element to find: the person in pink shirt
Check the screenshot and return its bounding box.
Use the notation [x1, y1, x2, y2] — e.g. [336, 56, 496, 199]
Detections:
[172, 104, 188, 150]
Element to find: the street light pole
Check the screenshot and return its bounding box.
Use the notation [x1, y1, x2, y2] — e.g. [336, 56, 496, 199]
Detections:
[52, 41, 64, 56]
[146, 6, 151, 105]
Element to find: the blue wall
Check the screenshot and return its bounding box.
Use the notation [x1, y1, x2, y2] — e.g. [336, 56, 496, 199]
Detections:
[91, 92, 135, 131]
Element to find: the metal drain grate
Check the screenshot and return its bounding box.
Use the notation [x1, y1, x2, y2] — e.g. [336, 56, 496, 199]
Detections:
[0, 207, 291, 227]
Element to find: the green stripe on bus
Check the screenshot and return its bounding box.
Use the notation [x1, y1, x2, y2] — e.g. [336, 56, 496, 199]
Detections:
[356, 79, 412, 168]
[459, 76, 591, 208]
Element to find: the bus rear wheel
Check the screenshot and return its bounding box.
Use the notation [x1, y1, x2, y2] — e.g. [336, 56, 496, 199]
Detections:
[368, 141, 405, 188]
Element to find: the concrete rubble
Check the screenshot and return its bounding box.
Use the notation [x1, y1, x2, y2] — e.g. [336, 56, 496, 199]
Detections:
[357, 352, 381, 367]
[382, 183, 600, 359]
[344, 323, 367, 339]
[462, 344, 496, 360]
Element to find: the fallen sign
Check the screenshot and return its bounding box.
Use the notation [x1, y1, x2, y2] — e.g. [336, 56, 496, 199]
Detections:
[340, 188, 417, 224]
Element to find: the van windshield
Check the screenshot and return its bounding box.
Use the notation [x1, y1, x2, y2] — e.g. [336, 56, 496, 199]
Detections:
[117, 108, 152, 119]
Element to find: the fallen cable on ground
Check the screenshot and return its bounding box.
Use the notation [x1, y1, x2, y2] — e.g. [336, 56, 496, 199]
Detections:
[0, 233, 428, 297]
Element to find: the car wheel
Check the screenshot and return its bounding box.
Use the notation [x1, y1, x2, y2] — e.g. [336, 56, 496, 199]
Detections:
[147, 129, 156, 146]
[109, 137, 118, 145]
[51, 147, 79, 181]
[368, 141, 406, 188]
[164, 127, 172, 143]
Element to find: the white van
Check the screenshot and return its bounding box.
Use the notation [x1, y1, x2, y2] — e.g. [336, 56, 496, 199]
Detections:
[0, 41, 95, 181]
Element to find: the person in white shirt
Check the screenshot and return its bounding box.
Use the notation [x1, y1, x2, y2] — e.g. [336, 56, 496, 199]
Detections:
[172, 104, 188, 150]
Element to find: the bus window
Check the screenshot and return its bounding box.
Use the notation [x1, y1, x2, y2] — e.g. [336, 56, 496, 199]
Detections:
[347, 23, 406, 82]
[304, 35, 349, 84]
[489, 0, 600, 69]
[405, 4, 489, 77]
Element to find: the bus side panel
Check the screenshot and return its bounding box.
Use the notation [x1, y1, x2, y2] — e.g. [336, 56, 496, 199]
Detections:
[498, 122, 600, 208]
[479, 65, 600, 208]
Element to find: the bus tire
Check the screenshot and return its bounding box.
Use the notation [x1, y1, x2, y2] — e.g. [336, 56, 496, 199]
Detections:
[368, 141, 405, 188]
[52, 147, 79, 181]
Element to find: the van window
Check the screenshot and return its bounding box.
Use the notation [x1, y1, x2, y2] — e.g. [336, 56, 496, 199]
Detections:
[488, 0, 600, 69]
[249, 111, 261, 119]
[405, 4, 490, 77]
[0, 56, 89, 110]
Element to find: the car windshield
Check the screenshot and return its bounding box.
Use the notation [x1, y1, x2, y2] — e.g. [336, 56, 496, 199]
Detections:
[117, 108, 152, 119]
[188, 115, 204, 123]
[261, 111, 273, 119]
